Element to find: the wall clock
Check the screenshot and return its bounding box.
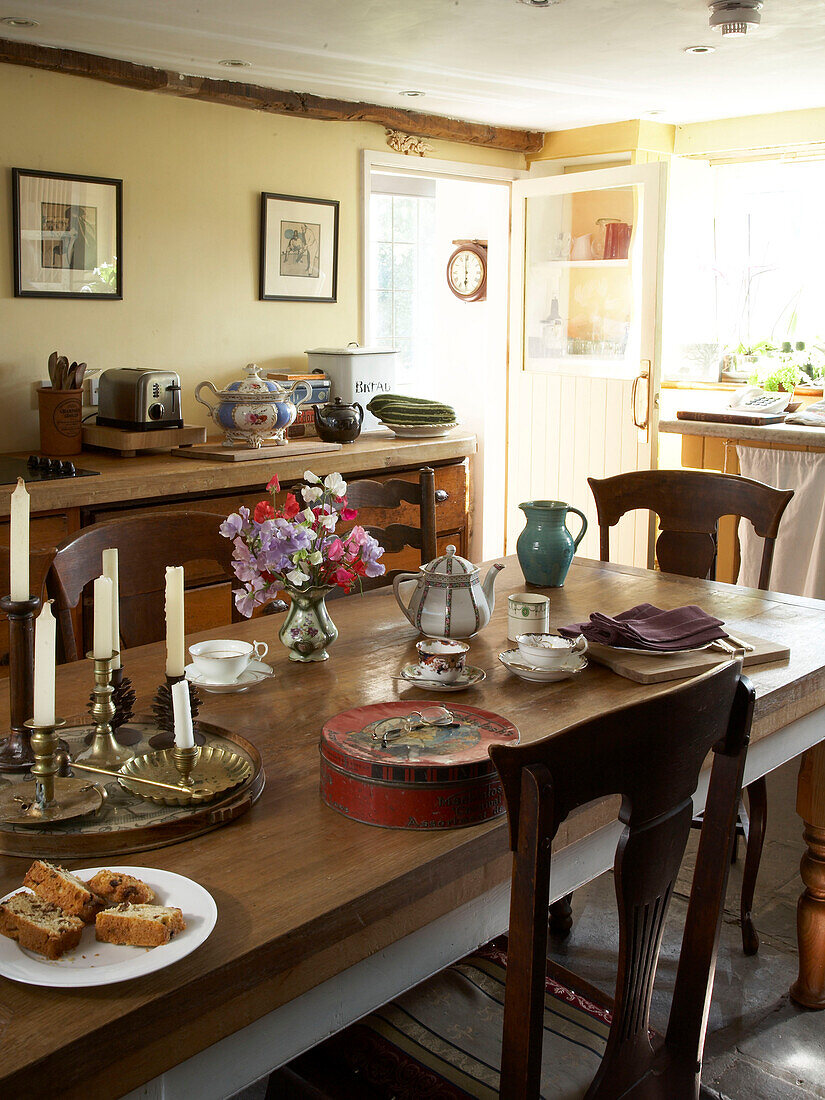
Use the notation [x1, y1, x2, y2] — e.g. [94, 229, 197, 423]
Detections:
[446, 239, 488, 302]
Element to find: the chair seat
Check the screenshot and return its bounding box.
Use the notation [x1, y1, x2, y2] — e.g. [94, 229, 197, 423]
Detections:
[288, 938, 612, 1099]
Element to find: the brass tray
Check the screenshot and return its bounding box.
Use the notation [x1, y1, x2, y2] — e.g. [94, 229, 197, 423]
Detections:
[0, 715, 264, 858]
[119, 745, 253, 805]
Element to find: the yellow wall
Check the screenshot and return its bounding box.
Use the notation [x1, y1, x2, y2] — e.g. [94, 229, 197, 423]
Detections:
[529, 119, 675, 164]
[676, 107, 825, 161]
[0, 63, 523, 451]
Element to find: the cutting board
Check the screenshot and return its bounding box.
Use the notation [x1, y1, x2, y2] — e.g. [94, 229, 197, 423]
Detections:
[83, 423, 206, 456]
[587, 631, 789, 684]
[172, 440, 342, 462]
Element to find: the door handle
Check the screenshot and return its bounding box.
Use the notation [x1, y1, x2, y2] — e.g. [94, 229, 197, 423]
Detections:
[631, 366, 650, 430]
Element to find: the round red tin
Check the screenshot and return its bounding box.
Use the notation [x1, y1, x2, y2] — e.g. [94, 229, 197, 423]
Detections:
[319, 701, 520, 830]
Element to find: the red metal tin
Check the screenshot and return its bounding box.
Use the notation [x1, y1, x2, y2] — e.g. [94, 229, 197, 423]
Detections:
[319, 702, 519, 830]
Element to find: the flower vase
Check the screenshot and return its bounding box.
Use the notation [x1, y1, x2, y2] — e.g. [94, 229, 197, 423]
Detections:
[279, 585, 339, 662]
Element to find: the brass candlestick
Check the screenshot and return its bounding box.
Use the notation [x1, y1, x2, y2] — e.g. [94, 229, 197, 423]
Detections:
[171, 744, 200, 787]
[0, 594, 40, 772]
[77, 651, 133, 768]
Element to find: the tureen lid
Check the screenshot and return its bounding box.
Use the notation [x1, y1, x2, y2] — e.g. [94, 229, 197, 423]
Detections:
[421, 545, 478, 578]
[223, 363, 282, 396]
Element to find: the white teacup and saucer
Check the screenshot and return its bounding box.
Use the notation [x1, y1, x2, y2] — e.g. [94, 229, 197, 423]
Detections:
[185, 639, 273, 694]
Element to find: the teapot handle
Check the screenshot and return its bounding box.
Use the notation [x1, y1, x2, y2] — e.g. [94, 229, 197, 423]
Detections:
[194, 380, 219, 414]
[392, 572, 418, 626]
[354, 402, 364, 427]
[565, 506, 589, 550]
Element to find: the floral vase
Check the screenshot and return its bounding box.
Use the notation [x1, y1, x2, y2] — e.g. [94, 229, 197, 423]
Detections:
[279, 585, 338, 662]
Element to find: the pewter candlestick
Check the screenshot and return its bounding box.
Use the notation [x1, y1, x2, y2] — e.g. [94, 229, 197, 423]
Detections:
[0, 594, 40, 771]
[77, 651, 133, 768]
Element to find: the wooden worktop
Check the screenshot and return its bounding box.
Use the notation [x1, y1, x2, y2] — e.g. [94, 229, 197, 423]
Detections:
[659, 417, 825, 448]
[0, 431, 476, 517]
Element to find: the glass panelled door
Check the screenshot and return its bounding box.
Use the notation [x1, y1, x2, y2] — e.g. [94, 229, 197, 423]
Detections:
[507, 162, 666, 568]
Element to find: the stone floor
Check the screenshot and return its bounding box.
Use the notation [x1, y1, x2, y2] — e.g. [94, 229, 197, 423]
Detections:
[239, 757, 823, 1100]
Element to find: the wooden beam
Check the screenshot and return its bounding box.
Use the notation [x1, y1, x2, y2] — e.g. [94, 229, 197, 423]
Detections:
[0, 38, 544, 155]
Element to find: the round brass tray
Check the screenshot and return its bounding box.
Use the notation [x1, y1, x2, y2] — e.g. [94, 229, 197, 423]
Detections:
[0, 777, 105, 825]
[119, 746, 253, 806]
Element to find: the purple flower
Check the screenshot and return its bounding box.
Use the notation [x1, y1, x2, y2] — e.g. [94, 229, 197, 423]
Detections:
[220, 506, 250, 539]
[234, 575, 266, 618]
[361, 532, 386, 578]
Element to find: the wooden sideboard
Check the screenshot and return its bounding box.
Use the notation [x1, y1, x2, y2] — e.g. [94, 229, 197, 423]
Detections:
[0, 432, 476, 665]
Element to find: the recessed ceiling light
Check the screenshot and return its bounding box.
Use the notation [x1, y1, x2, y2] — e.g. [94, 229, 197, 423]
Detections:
[516, 0, 561, 6]
[1, 16, 39, 27]
[399, 90, 425, 97]
[685, 44, 716, 53]
[645, 109, 666, 116]
[218, 59, 251, 68]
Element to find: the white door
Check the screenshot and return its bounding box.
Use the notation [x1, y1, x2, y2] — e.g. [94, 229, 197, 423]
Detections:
[506, 162, 666, 568]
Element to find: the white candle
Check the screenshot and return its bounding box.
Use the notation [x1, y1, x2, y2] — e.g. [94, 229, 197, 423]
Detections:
[33, 600, 56, 726]
[165, 565, 185, 678]
[93, 575, 113, 659]
[10, 478, 29, 602]
[102, 548, 121, 670]
[171, 678, 195, 748]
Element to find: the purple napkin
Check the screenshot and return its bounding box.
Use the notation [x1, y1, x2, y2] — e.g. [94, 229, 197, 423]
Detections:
[559, 603, 727, 651]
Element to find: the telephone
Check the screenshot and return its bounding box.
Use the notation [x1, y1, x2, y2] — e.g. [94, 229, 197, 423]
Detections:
[728, 386, 792, 414]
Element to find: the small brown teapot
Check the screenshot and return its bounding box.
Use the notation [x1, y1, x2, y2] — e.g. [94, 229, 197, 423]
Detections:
[313, 398, 364, 444]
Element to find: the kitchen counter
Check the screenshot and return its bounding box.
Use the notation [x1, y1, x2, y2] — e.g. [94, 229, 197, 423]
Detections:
[659, 418, 825, 447]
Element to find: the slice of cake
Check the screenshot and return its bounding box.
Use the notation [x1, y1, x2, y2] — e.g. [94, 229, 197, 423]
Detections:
[95, 904, 186, 948]
[86, 870, 156, 906]
[22, 860, 104, 923]
[0, 891, 84, 959]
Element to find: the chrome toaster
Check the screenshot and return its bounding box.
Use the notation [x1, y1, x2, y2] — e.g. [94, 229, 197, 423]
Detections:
[97, 368, 183, 431]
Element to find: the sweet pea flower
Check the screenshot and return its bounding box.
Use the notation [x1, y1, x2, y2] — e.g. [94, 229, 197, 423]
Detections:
[304, 470, 321, 484]
[326, 537, 345, 561]
[219, 505, 251, 539]
[345, 525, 368, 548]
[253, 500, 274, 523]
[324, 472, 347, 498]
[286, 567, 307, 587]
[341, 506, 358, 521]
[282, 492, 301, 520]
[266, 474, 281, 493]
[302, 485, 323, 504]
[308, 550, 323, 566]
[319, 512, 337, 531]
[331, 566, 355, 591]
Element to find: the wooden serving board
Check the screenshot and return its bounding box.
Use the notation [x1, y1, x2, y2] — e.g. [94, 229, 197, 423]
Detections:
[172, 439, 342, 461]
[83, 423, 206, 455]
[676, 409, 787, 426]
[586, 631, 790, 684]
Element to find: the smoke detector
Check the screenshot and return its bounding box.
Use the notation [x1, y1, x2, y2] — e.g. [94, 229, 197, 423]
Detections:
[709, 0, 763, 36]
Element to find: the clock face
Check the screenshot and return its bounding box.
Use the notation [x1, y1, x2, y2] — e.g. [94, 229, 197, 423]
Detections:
[448, 249, 485, 296]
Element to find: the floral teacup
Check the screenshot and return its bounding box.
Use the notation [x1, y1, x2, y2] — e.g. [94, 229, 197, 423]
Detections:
[415, 639, 469, 683]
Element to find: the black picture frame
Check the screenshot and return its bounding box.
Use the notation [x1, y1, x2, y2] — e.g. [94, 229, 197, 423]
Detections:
[259, 192, 339, 302]
[12, 167, 123, 299]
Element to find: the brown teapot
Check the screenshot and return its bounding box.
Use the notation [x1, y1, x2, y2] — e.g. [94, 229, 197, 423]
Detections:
[313, 398, 364, 444]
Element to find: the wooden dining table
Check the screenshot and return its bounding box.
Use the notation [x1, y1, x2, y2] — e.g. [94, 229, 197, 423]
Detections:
[2, 556, 825, 1100]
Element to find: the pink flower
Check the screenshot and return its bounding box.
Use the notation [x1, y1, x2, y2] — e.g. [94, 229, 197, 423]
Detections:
[331, 566, 355, 592]
[266, 474, 281, 493]
[326, 537, 345, 562]
[341, 506, 358, 521]
[345, 525, 367, 549]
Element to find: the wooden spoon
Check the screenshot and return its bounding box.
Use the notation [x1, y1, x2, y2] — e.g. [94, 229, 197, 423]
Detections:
[56, 355, 70, 390]
[48, 351, 59, 388]
[74, 362, 87, 389]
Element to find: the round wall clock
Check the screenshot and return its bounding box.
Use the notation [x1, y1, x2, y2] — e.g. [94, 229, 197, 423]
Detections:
[446, 239, 488, 302]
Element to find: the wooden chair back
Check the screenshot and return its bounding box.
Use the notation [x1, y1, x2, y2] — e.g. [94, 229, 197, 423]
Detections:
[490, 661, 754, 1099]
[588, 469, 793, 589]
[46, 511, 237, 662]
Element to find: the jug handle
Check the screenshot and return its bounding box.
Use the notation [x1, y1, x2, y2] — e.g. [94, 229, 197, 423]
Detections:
[565, 507, 588, 549]
[288, 380, 313, 409]
[392, 572, 418, 626]
[194, 380, 219, 413]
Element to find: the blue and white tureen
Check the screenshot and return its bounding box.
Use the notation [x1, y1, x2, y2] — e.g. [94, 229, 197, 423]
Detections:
[195, 363, 312, 448]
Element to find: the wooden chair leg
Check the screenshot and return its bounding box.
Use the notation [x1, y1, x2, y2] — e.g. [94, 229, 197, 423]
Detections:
[549, 893, 573, 938]
[741, 776, 767, 956]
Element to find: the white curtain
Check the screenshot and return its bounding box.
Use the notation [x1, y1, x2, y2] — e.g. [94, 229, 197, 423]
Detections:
[737, 447, 825, 598]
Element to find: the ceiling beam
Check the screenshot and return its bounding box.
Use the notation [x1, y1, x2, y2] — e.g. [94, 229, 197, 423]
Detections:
[0, 38, 544, 155]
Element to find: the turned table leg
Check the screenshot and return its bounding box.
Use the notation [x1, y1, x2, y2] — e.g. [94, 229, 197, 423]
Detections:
[791, 742, 825, 1009]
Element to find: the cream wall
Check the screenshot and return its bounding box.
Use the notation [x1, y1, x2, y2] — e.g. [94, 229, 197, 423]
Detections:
[0, 63, 522, 451]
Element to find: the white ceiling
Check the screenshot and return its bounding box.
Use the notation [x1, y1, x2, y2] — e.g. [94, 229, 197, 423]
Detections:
[3, 0, 825, 133]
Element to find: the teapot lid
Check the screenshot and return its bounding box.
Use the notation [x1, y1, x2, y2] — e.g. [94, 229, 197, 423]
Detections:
[421, 545, 478, 577]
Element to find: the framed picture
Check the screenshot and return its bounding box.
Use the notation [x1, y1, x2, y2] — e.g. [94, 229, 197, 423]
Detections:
[260, 192, 339, 302]
[12, 168, 122, 299]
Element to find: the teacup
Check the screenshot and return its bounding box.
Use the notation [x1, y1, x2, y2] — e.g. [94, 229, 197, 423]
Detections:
[189, 639, 268, 684]
[416, 639, 469, 683]
[507, 592, 551, 642]
[515, 633, 587, 670]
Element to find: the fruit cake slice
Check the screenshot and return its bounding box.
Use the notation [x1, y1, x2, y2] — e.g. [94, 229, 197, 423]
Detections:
[0, 891, 84, 959]
[22, 860, 104, 923]
[86, 870, 156, 906]
[95, 903, 186, 948]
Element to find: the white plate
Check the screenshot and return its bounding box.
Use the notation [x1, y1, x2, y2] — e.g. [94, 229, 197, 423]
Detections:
[591, 641, 714, 657]
[382, 422, 459, 439]
[185, 659, 272, 693]
[0, 866, 217, 988]
[398, 663, 486, 691]
[499, 650, 588, 684]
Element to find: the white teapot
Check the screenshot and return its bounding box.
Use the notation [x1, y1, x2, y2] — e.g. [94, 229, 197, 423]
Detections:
[393, 545, 504, 639]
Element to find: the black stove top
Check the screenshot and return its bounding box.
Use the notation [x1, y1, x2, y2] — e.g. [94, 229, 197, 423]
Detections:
[0, 456, 100, 486]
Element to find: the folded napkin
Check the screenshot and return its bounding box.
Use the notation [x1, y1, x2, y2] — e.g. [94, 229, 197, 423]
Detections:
[559, 603, 727, 652]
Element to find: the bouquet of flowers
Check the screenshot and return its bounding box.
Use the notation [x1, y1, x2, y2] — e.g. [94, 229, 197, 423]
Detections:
[220, 471, 385, 617]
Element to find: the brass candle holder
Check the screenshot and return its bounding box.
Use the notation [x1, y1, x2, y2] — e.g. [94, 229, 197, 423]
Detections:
[171, 744, 200, 787]
[0, 593, 40, 772]
[76, 651, 133, 768]
[0, 717, 104, 824]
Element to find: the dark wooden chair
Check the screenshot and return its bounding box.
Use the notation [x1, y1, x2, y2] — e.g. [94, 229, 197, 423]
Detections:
[45, 511, 244, 662]
[271, 661, 754, 1099]
[328, 465, 443, 597]
[588, 468, 794, 957]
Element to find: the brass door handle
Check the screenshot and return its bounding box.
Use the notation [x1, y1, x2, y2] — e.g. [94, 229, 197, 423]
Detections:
[631, 368, 650, 430]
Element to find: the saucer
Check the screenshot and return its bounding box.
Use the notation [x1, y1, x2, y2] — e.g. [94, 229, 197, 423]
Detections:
[398, 664, 486, 692]
[184, 659, 273, 693]
[498, 650, 588, 684]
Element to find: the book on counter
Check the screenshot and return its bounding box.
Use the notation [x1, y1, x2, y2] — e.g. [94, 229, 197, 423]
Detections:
[287, 406, 318, 439]
[267, 372, 331, 407]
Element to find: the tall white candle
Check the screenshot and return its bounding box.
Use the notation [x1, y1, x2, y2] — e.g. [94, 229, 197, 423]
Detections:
[10, 478, 29, 602]
[171, 679, 195, 749]
[33, 600, 56, 726]
[93, 575, 113, 659]
[165, 565, 185, 678]
[102, 548, 121, 670]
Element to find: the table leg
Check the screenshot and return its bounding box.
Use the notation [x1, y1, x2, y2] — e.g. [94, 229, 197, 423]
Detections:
[791, 742, 825, 1009]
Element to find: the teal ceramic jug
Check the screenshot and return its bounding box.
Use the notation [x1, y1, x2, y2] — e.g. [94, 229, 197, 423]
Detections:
[516, 500, 588, 588]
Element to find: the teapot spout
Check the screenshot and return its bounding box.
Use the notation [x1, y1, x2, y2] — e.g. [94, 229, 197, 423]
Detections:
[481, 562, 505, 613]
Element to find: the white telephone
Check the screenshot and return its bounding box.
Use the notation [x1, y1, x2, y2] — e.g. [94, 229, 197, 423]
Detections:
[728, 386, 791, 414]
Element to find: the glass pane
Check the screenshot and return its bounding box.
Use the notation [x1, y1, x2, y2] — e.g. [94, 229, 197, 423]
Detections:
[371, 194, 392, 241]
[392, 244, 415, 291]
[393, 197, 417, 244]
[373, 243, 393, 291]
[393, 291, 414, 338]
[523, 185, 640, 379]
[371, 291, 393, 339]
